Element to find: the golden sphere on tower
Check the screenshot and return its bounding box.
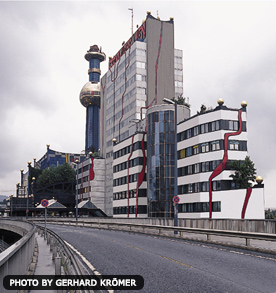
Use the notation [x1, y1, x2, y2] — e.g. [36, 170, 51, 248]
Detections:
[217, 99, 224, 106]
[256, 176, 263, 184]
[241, 101, 248, 108]
[112, 138, 117, 143]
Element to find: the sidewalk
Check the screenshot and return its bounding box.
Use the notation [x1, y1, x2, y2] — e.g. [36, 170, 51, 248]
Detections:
[30, 232, 57, 293]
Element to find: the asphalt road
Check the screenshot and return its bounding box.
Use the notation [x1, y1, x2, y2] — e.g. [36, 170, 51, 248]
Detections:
[48, 224, 276, 293]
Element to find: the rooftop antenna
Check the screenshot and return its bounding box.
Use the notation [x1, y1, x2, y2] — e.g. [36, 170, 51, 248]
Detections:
[128, 8, 133, 35]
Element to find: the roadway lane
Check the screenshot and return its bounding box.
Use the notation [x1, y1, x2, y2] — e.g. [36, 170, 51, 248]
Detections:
[48, 224, 276, 293]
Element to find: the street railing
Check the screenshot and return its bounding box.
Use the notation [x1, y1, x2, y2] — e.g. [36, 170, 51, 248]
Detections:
[31, 218, 276, 250]
[35, 224, 86, 276]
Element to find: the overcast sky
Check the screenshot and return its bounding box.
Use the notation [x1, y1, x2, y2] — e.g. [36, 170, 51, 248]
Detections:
[0, 1, 275, 208]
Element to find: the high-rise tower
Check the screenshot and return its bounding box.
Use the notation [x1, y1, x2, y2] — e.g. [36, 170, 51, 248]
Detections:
[80, 45, 106, 153]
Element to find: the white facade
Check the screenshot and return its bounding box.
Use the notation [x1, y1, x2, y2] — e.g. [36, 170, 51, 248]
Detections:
[113, 132, 147, 218]
[76, 157, 105, 212]
[109, 101, 265, 219]
[177, 103, 265, 219]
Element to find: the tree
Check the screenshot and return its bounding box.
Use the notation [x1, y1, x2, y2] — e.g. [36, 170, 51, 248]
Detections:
[171, 94, 190, 108]
[228, 156, 256, 188]
[37, 163, 76, 187]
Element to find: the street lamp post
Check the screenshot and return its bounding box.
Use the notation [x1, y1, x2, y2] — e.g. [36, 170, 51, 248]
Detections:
[163, 98, 178, 234]
[20, 169, 24, 186]
[27, 161, 32, 220]
[31, 177, 35, 217]
[9, 195, 13, 217]
[75, 159, 79, 222]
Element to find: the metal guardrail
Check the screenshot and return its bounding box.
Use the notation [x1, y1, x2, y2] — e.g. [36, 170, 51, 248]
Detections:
[31, 218, 276, 250]
[36, 224, 88, 277]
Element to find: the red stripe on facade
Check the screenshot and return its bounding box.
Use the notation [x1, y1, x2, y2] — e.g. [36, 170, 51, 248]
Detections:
[135, 133, 146, 217]
[101, 78, 106, 154]
[140, 22, 163, 120]
[241, 188, 252, 219]
[89, 158, 95, 181]
[208, 109, 243, 218]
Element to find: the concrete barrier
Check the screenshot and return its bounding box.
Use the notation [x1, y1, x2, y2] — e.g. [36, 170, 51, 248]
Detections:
[0, 220, 36, 293]
[31, 217, 276, 234]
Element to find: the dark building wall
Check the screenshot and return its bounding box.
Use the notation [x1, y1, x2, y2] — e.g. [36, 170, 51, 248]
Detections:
[146, 16, 175, 106]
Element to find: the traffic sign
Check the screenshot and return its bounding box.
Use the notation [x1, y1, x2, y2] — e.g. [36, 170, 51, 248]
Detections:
[173, 196, 180, 204]
[41, 199, 49, 208]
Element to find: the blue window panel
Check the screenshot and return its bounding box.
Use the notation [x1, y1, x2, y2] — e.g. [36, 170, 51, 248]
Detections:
[89, 59, 100, 69]
[89, 72, 100, 82]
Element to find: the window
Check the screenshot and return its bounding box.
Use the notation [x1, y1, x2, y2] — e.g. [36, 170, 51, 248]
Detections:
[175, 81, 183, 87]
[201, 123, 209, 133]
[194, 126, 199, 136]
[137, 87, 146, 95]
[174, 56, 182, 64]
[202, 162, 210, 172]
[212, 160, 221, 170]
[201, 182, 209, 192]
[212, 181, 221, 191]
[201, 143, 209, 153]
[211, 141, 220, 151]
[212, 201, 221, 212]
[179, 149, 185, 159]
[193, 145, 199, 155]
[136, 49, 146, 56]
[174, 69, 182, 75]
[211, 121, 220, 131]
[136, 61, 146, 69]
[229, 141, 239, 150]
[186, 147, 192, 157]
[136, 74, 146, 81]
[194, 163, 200, 173]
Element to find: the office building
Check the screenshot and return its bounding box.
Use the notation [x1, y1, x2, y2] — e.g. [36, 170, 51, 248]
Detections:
[101, 12, 184, 216]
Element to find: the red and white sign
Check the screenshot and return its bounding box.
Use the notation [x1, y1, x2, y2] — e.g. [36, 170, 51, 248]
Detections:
[173, 196, 180, 204]
[41, 199, 49, 208]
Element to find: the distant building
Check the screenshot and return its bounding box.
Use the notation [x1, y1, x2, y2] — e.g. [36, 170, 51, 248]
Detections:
[34, 144, 87, 170]
[15, 145, 87, 215]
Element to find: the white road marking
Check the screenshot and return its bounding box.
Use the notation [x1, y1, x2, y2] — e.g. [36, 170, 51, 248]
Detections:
[64, 241, 114, 293]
